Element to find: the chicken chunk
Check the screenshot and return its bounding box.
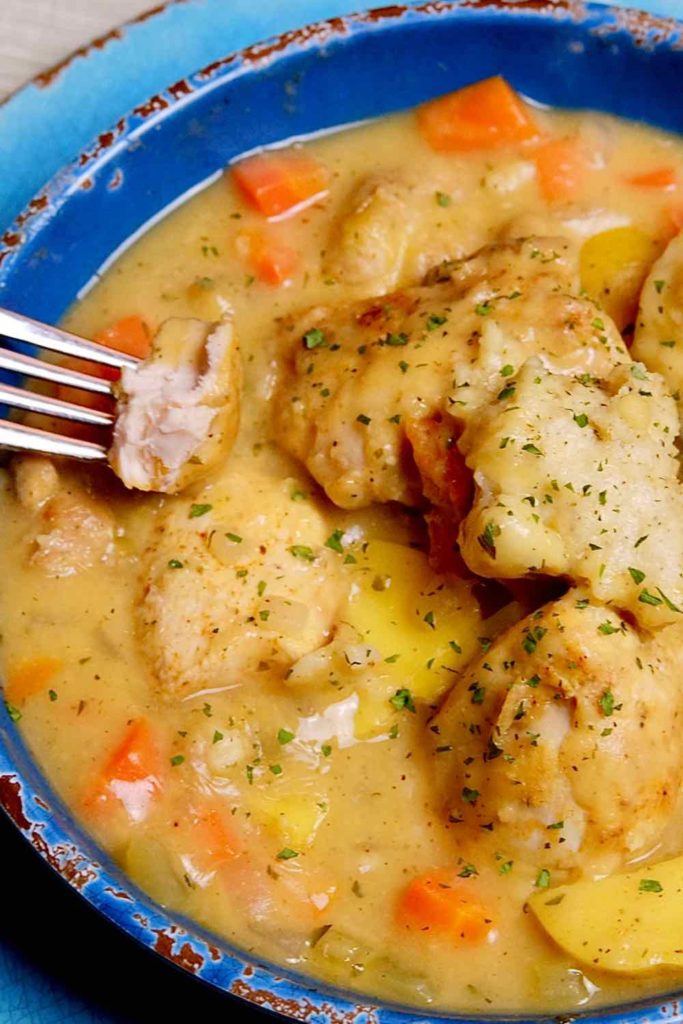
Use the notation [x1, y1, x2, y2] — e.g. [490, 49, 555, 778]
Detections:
[13, 458, 115, 577]
[138, 464, 344, 698]
[429, 593, 683, 876]
[632, 229, 683, 406]
[457, 358, 683, 630]
[273, 237, 628, 509]
[110, 315, 241, 493]
[323, 175, 417, 294]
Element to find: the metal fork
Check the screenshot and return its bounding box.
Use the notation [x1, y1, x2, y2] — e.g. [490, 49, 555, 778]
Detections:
[0, 307, 139, 462]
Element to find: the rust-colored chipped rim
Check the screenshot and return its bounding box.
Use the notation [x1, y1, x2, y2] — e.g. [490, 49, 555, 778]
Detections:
[2, 2, 683, 1022]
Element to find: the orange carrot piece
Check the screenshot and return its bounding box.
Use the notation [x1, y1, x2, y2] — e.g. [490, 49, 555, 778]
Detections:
[534, 136, 590, 203]
[417, 76, 539, 153]
[248, 231, 298, 286]
[625, 166, 677, 190]
[5, 656, 63, 705]
[187, 799, 242, 871]
[94, 314, 152, 359]
[85, 718, 164, 821]
[397, 870, 493, 943]
[232, 151, 329, 219]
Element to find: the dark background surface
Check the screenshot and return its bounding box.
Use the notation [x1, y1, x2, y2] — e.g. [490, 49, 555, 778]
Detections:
[0, 809, 271, 1023]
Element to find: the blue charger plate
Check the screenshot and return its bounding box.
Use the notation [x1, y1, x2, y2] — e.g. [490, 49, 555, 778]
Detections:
[2, 2, 683, 1022]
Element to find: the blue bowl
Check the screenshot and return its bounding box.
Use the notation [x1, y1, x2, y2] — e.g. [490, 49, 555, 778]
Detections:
[2, 2, 683, 1020]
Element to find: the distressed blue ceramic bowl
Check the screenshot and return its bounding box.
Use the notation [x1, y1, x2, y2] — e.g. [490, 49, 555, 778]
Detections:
[3, 2, 683, 1020]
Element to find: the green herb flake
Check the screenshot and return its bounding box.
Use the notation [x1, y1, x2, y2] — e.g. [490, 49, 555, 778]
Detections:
[635, 535, 649, 548]
[289, 545, 315, 562]
[4, 702, 21, 722]
[500, 364, 515, 377]
[277, 728, 295, 745]
[536, 869, 551, 888]
[189, 503, 212, 519]
[598, 621, 620, 635]
[168, 558, 184, 569]
[475, 302, 493, 317]
[270, 763, 283, 775]
[435, 190, 451, 207]
[639, 589, 663, 607]
[325, 529, 345, 554]
[356, 413, 371, 426]
[499, 860, 514, 875]
[478, 521, 501, 559]
[385, 332, 409, 347]
[225, 532, 242, 544]
[629, 567, 646, 585]
[497, 382, 516, 401]
[573, 413, 589, 428]
[170, 754, 185, 767]
[600, 690, 616, 716]
[458, 863, 479, 878]
[639, 878, 663, 893]
[48, 689, 58, 702]
[522, 443, 543, 456]
[654, 280, 666, 294]
[423, 610, 436, 630]
[303, 327, 328, 350]
[212, 730, 224, 744]
[461, 786, 479, 804]
[427, 314, 448, 331]
[390, 688, 416, 713]
[276, 847, 299, 860]
[321, 743, 333, 757]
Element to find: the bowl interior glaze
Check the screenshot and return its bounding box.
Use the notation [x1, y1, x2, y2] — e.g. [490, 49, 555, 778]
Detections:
[2, 3, 683, 1021]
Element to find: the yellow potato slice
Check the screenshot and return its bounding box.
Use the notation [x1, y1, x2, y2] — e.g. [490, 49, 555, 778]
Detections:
[580, 226, 660, 331]
[528, 855, 683, 974]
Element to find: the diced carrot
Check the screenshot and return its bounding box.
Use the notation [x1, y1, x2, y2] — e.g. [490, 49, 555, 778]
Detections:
[396, 869, 493, 943]
[185, 798, 242, 873]
[625, 166, 677, 191]
[534, 136, 590, 203]
[417, 76, 540, 153]
[85, 718, 164, 822]
[247, 231, 298, 286]
[94, 314, 151, 359]
[232, 151, 329, 219]
[5, 656, 63, 705]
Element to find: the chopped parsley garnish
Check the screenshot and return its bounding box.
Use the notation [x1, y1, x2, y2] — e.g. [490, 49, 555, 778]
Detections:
[48, 689, 58, 702]
[270, 763, 283, 775]
[497, 382, 516, 401]
[290, 488, 306, 502]
[634, 535, 649, 548]
[202, 703, 212, 717]
[303, 327, 327, 349]
[461, 787, 479, 804]
[573, 413, 589, 428]
[168, 559, 184, 569]
[499, 860, 514, 875]
[423, 610, 436, 630]
[435, 191, 451, 207]
[598, 621, 620, 635]
[522, 625, 547, 655]
[170, 755, 185, 767]
[398, 360, 409, 374]
[526, 675, 541, 688]
[639, 878, 663, 893]
[276, 848, 299, 860]
[189, 503, 212, 518]
[385, 332, 409, 346]
[388, 724, 399, 740]
[259, 610, 270, 622]
[290, 545, 315, 562]
[654, 279, 666, 294]
[547, 820, 564, 830]
[4, 702, 21, 722]
[475, 302, 493, 317]
[427, 314, 448, 331]
[522, 443, 543, 456]
[458, 863, 479, 878]
[277, 728, 295, 745]
[321, 743, 332, 757]
[639, 589, 663, 607]
[657, 588, 683, 613]
[449, 640, 462, 654]
[599, 690, 616, 716]
[576, 598, 589, 609]
[535, 869, 551, 888]
[470, 684, 486, 705]
[629, 567, 646, 585]
[324, 529, 345, 554]
[478, 521, 500, 559]
[500, 364, 515, 377]
[225, 532, 242, 544]
[356, 413, 371, 425]
[212, 730, 224, 744]
[390, 688, 416, 713]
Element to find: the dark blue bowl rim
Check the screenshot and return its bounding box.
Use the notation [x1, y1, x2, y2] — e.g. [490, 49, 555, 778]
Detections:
[2, 2, 683, 1021]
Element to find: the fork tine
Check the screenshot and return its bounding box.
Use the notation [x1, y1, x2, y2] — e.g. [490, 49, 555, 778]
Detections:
[0, 382, 114, 428]
[0, 307, 138, 370]
[0, 419, 108, 461]
[0, 347, 114, 395]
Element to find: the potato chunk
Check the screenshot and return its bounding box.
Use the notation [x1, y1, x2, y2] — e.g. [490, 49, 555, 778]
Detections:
[430, 594, 683, 875]
[110, 315, 241, 493]
[529, 854, 683, 974]
[457, 358, 683, 631]
[632, 229, 683, 407]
